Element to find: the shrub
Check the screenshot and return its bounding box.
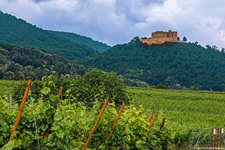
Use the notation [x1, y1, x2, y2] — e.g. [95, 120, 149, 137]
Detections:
[154, 84, 169, 89]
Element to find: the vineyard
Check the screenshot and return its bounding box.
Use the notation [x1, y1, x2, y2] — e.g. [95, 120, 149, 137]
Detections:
[128, 87, 225, 128]
[0, 74, 225, 149]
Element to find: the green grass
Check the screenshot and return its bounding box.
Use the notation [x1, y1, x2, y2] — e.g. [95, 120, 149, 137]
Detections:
[128, 87, 225, 128]
[0, 80, 21, 95]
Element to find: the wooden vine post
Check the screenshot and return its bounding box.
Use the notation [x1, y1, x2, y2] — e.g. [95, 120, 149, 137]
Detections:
[160, 118, 166, 130]
[108, 102, 125, 139]
[148, 110, 154, 123]
[211, 128, 223, 149]
[82, 99, 109, 150]
[219, 128, 223, 149]
[54, 86, 63, 108]
[9, 79, 32, 141]
[146, 110, 158, 135]
[44, 86, 63, 139]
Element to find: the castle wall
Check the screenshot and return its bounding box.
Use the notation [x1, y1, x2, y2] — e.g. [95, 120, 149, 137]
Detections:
[142, 37, 177, 45]
[142, 30, 178, 45]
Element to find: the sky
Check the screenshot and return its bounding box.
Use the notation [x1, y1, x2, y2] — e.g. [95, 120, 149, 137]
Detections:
[0, 0, 225, 49]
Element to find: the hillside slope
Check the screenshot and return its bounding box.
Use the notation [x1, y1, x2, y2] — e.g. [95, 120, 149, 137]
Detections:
[0, 11, 99, 60]
[49, 30, 111, 53]
[80, 38, 225, 91]
[0, 43, 86, 80]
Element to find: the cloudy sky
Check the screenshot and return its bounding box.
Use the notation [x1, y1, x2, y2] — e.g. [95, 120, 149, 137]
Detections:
[0, 0, 225, 49]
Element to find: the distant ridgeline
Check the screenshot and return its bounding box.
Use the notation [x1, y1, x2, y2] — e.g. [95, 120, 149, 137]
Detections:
[141, 30, 178, 45]
[0, 10, 109, 61]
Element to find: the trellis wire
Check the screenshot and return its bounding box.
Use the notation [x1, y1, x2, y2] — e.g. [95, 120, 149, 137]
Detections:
[9, 94, 12, 111]
[194, 131, 203, 150]
[30, 89, 41, 150]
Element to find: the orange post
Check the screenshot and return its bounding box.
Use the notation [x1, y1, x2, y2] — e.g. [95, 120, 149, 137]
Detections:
[108, 102, 125, 139]
[54, 86, 63, 108]
[146, 112, 158, 135]
[82, 100, 109, 150]
[44, 86, 63, 139]
[148, 110, 154, 122]
[9, 80, 32, 141]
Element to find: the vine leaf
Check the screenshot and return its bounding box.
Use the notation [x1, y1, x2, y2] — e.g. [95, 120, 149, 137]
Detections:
[49, 94, 59, 103]
[41, 87, 51, 95]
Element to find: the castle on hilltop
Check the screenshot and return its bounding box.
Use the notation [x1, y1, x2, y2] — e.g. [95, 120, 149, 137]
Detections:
[141, 30, 178, 45]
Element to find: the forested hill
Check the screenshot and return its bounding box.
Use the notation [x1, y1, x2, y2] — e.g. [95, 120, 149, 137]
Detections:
[80, 38, 225, 91]
[48, 31, 111, 53]
[0, 11, 99, 60]
[0, 43, 87, 80]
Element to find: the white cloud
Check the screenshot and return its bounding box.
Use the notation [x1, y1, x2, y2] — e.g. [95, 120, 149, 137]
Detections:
[0, 0, 225, 48]
[0, 0, 41, 21]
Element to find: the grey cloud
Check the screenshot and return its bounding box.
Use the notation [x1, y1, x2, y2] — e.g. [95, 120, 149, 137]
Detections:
[33, 0, 50, 3]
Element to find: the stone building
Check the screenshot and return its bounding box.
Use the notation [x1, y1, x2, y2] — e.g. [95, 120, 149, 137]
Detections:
[141, 30, 178, 45]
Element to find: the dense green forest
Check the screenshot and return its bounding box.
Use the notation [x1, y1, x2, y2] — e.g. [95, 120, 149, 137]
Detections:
[49, 31, 111, 53]
[0, 43, 86, 80]
[80, 37, 225, 91]
[0, 11, 100, 60]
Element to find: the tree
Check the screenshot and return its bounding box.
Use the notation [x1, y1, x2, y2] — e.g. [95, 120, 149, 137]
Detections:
[80, 69, 130, 105]
[183, 36, 187, 42]
[212, 45, 218, 50]
[0, 70, 4, 79]
[62, 69, 130, 107]
[206, 45, 211, 49]
[4, 71, 15, 79]
[129, 36, 141, 44]
[154, 83, 169, 89]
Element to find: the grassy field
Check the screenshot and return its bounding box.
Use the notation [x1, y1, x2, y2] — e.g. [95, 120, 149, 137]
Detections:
[127, 87, 225, 128]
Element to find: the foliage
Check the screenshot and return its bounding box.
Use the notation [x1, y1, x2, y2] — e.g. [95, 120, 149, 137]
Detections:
[80, 41, 225, 91]
[0, 80, 21, 95]
[0, 93, 211, 149]
[183, 36, 187, 42]
[0, 43, 87, 80]
[0, 11, 99, 60]
[13, 69, 130, 107]
[64, 69, 130, 106]
[154, 83, 169, 89]
[49, 30, 111, 53]
[122, 78, 150, 87]
[0, 80, 219, 149]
